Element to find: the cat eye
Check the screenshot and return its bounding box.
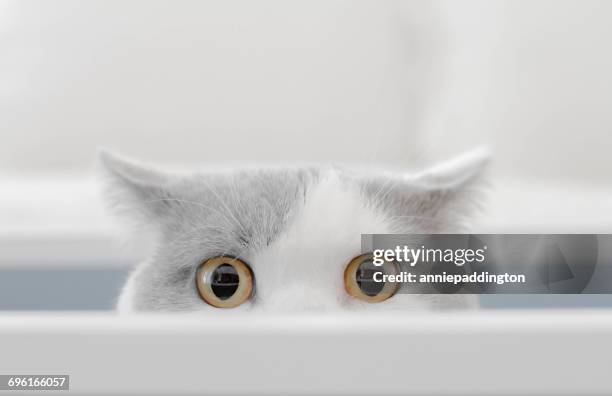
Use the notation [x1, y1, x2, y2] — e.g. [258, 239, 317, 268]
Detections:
[196, 256, 254, 308]
[344, 253, 400, 303]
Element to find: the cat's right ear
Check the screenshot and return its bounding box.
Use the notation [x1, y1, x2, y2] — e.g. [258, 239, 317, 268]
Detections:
[97, 148, 178, 223]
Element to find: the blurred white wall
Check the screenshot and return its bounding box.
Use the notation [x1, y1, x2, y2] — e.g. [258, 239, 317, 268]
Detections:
[1, 0, 611, 184]
[425, 0, 612, 183]
[0, 0, 443, 172]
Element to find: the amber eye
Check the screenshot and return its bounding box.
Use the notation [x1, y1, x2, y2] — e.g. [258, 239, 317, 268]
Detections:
[344, 253, 400, 303]
[196, 256, 254, 308]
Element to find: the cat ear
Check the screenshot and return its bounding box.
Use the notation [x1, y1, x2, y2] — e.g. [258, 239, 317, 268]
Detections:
[409, 147, 490, 189]
[97, 148, 178, 222]
[366, 148, 490, 232]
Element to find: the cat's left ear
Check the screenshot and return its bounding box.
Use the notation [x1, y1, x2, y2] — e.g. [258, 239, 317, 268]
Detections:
[97, 149, 180, 223]
[364, 148, 490, 232]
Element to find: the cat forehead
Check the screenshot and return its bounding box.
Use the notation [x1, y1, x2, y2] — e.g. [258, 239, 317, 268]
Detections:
[253, 170, 389, 251]
[250, 171, 391, 278]
[164, 168, 378, 257]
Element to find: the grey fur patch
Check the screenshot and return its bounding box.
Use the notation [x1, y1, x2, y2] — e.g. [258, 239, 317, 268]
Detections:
[100, 150, 321, 310]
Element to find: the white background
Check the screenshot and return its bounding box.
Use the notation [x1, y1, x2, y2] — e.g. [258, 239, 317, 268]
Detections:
[1, 0, 611, 183]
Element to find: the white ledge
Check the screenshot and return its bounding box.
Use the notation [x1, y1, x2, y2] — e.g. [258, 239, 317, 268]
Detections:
[0, 311, 611, 395]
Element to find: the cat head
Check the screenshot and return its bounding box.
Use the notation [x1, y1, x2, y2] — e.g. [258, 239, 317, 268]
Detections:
[99, 149, 489, 313]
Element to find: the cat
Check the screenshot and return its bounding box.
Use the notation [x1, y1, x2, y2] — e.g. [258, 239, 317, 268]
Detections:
[98, 148, 489, 313]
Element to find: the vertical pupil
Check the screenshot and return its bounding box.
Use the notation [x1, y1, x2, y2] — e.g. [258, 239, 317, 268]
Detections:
[211, 264, 240, 300]
[356, 259, 385, 296]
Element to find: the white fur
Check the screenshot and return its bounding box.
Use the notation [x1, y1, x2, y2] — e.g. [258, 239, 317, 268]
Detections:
[252, 170, 392, 312]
